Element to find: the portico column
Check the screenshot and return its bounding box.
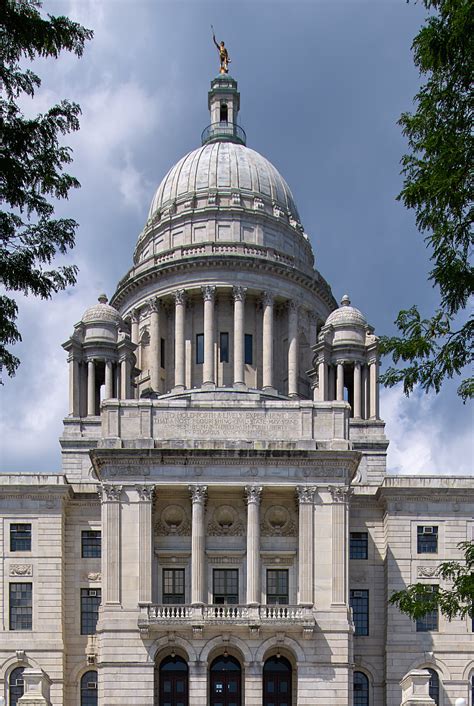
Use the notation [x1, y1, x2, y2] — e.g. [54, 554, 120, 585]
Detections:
[174, 289, 186, 390]
[329, 365, 336, 400]
[68, 356, 80, 416]
[353, 361, 362, 418]
[149, 298, 161, 392]
[87, 359, 96, 416]
[105, 360, 113, 399]
[329, 486, 351, 604]
[189, 485, 207, 605]
[100, 484, 122, 604]
[135, 485, 154, 604]
[120, 358, 130, 399]
[296, 486, 316, 605]
[336, 362, 344, 401]
[262, 291, 274, 390]
[369, 357, 379, 419]
[245, 486, 262, 605]
[202, 285, 216, 386]
[362, 364, 369, 419]
[131, 309, 139, 346]
[318, 360, 328, 401]
[287, 301, 299, 397]
[233, 286, 246, 386]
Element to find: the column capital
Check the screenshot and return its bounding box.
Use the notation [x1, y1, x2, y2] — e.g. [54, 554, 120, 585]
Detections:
[148, 297, 161, 314]
[174, 289, 186, 306]
[202, 285, 216, 302]
[328, 485, 353, 503]
[232, 285, 247, 302]
[131, 308, 140, 324]
[98, 483, 122, 503]
[261, 291, 274, 307]
[244, 485, 263, 505]
[286, 299, 299, 312]
[296, 485, 317, 504]
[189, 484, 208, 505]
[135, 484, 155, 502]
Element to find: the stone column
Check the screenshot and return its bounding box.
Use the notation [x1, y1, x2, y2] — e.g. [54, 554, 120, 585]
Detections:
[362, 364, 369, 419]
[87, 359, 96, 416]
[202, 285, 216, 386]
[353, 361, 362, 418]
[369, 358, 379, 419]
[329, 365, 336, 401]
[189, 485, 207, 605]
[68, 356, 80, 416]
[136, 485, 154, 604]
[100, 484, 122, 604]
[233, 286, 246, 387]
[174, 289, 186, 390]
[120, 358, 130, 399]
[131, 309, 140, 346]
[245, 486, 262, 605]
[105, 360, 113, 399]
[149, 298, 161, 392]
[262, 291, 274, 390]
[336, 362, 344, 401]
[329, 486, 351, 604]
[287, 300, 299, 397]
[318, 360, 328, 402]
[296, 486, 316, 606]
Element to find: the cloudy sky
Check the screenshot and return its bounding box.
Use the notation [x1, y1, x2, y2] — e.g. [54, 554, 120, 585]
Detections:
[1, 0, 472, 476]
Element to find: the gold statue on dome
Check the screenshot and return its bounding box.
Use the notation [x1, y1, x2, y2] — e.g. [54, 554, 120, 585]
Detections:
[212, 26, 231, 74]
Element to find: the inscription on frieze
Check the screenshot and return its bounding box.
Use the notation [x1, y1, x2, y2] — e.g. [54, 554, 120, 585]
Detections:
[152, 410, 301, 440]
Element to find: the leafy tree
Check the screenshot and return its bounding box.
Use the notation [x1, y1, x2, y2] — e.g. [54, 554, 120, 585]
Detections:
[0, 0, 93, 378]
[379, 0, 473, 401]
[390, 541, 474, 622]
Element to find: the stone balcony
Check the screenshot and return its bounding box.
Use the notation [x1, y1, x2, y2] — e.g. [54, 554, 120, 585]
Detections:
[138, 603, 315, 633]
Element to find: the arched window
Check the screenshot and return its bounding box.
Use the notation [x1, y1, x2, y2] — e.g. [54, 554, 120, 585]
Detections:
[220, 103, 228, 122]
[427, 669, 439, 705]
[263, 656, 292, 706]
[353, 671, 369, 706]
[158, 655, 188, 706]
[210, 655, 241, 706]
[81, 670, 98, 706]
[9, 667, 25, 706]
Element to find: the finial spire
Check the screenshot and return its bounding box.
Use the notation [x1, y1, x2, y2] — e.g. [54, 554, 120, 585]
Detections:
[341, 294, 351, 307]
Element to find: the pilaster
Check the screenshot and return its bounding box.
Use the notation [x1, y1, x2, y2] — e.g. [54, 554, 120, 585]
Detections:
[100, 483, 123, 604]
[296, 485, 316, 605]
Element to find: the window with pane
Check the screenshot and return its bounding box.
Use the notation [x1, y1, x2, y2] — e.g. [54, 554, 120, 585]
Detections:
[196, 333, 204, 364]
[10, 583, 32, 630]
[10, 523, 31, 552]
[266, 570, 289, 604]
[81, 588, 101, 635]
[81, 530, 101, 558]
[350, 589, 369, 636]
[160, 337, 166, 368]
[416, 586, 438, 632]
[427, 669, 439, 705]
[220, 332, 229, 363]
[9, 667, 25, 706]
[244, 334, 253, 365]
[353, 671, 369, 706]
[81, 670, 98, 706]
[163, 569, 185, 604]
[213, 569, 239, 604]
[350, 532, 368, 560]
[417, 526, 438, 553]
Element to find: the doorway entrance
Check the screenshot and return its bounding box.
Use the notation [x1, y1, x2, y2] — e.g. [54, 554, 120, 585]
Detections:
[263, 656, 292, 706]
[158, 655, 188, 706]
[210, 655, 242, 706]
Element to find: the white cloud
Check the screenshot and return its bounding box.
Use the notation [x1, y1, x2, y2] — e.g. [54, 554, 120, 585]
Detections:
[382, 385, 474, 476]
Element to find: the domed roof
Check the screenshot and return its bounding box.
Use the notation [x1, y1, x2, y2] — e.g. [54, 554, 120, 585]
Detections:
[147, 141, 300, 223]
[82, 294, 122, 325]
[325, 295, 367, 328]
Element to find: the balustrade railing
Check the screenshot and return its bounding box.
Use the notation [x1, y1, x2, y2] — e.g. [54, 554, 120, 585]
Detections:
[143, 603, 313, 625]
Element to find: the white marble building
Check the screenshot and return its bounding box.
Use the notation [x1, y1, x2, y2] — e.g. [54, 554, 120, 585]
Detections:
[0, 74, 473, 706]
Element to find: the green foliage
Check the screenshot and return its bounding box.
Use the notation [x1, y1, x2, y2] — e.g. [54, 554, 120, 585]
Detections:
[380, 0, 473, 401]
[0, 0, 92, 378]
[390, 541, 474, 622]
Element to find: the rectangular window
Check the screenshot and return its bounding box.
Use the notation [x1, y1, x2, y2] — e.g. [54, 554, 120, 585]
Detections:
[416, 586, 439, 632]
[160, 337, 166, 368]
[81, 588, 101, 635]
[10, 523, 31, 552]
[244, 334, 253, 365]
[417, 526, 438, 553]
[213, 569, 239, 604]
[220, 332, 229, 363]
[162, 569, 185, 604]
[350, 532, 368, 560]
[266, 569, 289, 604]
[350, 589, 369, 636]
[81, 530, 101, 559]
[196, 333, 204, 364]
[10, 583, 32, 630]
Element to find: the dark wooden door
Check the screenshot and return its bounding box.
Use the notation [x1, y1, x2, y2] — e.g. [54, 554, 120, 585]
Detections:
[210, 655, 241, 706]
[263, 656, 292, 706]
[158, 655, 188, 706]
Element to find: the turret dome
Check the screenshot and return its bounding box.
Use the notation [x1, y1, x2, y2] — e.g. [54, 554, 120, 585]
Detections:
[325, 295, 367, 328]
[81, 294, 122, 326]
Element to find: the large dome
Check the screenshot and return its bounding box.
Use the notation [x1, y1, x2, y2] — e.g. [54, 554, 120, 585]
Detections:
[147, 141, 300, 224]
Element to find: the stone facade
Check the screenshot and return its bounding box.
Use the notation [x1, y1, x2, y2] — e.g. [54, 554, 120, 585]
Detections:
[1, 73, 473, 706]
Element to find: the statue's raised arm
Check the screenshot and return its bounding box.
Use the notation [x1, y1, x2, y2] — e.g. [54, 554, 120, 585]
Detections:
[211, 26, 231, 74]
